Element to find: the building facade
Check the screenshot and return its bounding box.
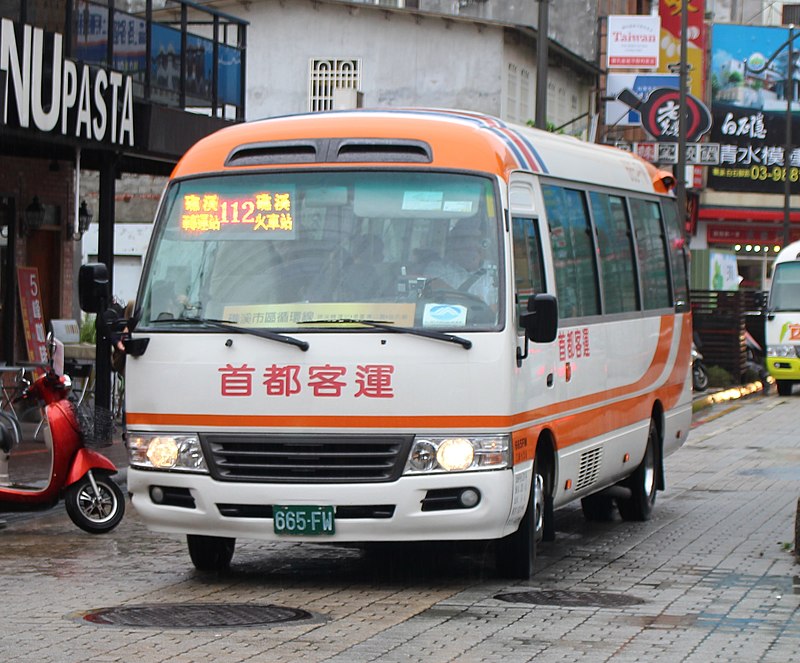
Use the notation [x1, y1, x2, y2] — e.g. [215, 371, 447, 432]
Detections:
[0, 0, 246, 406]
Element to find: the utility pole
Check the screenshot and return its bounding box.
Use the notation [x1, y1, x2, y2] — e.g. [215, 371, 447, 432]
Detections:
[535, 0, 549, 129]
[783, 25, 794, 246]
[676, 0, 689, 229]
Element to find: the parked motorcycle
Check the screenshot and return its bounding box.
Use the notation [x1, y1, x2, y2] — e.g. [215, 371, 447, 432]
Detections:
[692, 342, 709, 392]
[0, 336, 125, 533]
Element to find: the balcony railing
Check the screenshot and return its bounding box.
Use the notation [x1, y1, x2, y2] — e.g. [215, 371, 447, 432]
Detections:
[0, 0, 248, 121]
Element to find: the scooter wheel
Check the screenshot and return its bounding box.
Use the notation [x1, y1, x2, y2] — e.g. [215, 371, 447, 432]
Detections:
[64, 473, 125, 534]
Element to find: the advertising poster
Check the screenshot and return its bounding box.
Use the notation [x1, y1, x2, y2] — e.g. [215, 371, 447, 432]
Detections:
[17, 267, 48, 365]
[607, 15, 660, 69]
[658, 0, 706, 100]
[708, 251, 739, 291]
[707, 23, 800, 193]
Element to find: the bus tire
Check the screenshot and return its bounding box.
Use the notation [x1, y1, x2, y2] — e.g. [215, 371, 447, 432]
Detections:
[617, 419, 659, 522]
[187, 534, 235, 572]
[777, 380, 794, 396]
[495, 461, 543, 580]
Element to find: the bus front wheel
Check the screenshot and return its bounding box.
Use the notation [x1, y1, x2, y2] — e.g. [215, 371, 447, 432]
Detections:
[617, 420, 658, 521]
[777, 380, 794, 396]
[495, 460, 544, 579]
[187, 535, 236, 572]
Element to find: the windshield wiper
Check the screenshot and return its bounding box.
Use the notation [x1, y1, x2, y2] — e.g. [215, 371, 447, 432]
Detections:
[298, 318, 472, 349]
[150, 317, 309, 351]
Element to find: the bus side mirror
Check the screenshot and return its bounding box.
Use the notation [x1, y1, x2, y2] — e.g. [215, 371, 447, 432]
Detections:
[522, 294, 558, 344]
[78, 263, 110, 314]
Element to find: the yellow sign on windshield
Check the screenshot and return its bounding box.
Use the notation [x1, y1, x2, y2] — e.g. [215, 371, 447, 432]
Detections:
[181, 192, 294, 234]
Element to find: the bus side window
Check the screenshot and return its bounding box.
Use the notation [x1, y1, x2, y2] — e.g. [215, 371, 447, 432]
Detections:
[589, 192, 639, 314]
[541, 184, 600, 319]
[661, 201, 689, 311]
[629, 198, 671, 310]
[511, 217, 545, 328]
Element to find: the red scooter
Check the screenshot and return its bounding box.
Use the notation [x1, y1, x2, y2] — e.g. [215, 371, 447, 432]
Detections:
[0, 336, 125, 533]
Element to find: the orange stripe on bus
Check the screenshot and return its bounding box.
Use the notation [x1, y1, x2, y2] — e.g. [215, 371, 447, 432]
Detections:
[127, 316, 684, 441]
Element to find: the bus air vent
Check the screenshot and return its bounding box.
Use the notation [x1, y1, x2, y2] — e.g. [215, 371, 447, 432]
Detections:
[333, 139, 433, 163]
[225, 141, 320, 166]
[575, 447, 603, 491]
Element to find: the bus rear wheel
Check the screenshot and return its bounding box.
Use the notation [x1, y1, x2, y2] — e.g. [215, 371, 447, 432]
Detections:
[187, 535, 236, 572]
[617, 420, 658, 521]
[777, 380, 794, 396]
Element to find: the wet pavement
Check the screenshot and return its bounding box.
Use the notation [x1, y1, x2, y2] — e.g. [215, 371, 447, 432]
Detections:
[1, 391, 798, 662]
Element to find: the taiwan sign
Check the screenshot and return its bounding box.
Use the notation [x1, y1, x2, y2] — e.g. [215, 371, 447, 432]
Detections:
[607, 15, 660, 69]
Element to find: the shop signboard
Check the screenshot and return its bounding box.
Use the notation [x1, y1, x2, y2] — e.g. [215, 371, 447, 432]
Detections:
[607, 15, 660, 69]
[605, 73, 679, 126]
[16, 267, 47, 365]
[0, 17, 135, 146]
[708, 23, 800, 193]
[615, 87, 711, 141]
[658, 0, 706, 100]
[633, 142, 719, 165]
[707, 224, 800, 245]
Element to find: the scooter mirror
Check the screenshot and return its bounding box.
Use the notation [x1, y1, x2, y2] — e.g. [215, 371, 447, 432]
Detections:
[52, 337, 65, 377]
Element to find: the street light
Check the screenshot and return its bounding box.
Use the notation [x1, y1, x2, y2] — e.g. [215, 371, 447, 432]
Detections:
[744, 25, 798, 247]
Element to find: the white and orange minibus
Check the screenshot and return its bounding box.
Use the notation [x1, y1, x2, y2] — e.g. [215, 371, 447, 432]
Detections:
[81, 109, 692, 578]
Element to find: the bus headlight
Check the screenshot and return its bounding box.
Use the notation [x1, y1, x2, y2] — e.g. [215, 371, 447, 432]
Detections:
[128, 434, 208, 472]
[404, 435, 509, 474]
[767, 345, 800, 358]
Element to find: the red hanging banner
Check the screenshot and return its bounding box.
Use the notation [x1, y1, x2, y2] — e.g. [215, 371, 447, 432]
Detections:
[17, 266, 48, 365]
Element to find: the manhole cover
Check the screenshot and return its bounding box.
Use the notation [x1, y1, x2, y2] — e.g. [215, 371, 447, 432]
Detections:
[79, 603, 313, 628]
[495, 590, 645, 608]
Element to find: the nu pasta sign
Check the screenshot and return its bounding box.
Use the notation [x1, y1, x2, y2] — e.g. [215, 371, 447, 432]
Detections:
[0, 18, 134, 147]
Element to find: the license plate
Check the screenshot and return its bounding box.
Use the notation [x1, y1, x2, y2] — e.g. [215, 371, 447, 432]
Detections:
[273, 505, 335, 535]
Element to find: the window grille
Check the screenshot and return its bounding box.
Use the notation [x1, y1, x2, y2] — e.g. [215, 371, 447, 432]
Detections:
[506, 63, 533, 124]
[506, 63, 518, 122]
[309, 58, 362, 112]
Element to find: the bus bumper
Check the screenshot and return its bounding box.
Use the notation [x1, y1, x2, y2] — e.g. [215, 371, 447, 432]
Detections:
[127, 466, 525, 542]
[766, 356, 800, 381]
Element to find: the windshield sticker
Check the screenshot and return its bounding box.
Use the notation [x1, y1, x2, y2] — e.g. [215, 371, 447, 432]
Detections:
[222, 303, 416, 327]
[422, 304, 467, 327]
[218, 362, 395, 399]
[180, 190, 295, 237]
[442, 200, 474, 213]
[402, 191, 443, 211]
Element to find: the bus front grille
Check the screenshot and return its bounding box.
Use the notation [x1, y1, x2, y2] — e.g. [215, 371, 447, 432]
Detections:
[201, 434, 413, 483]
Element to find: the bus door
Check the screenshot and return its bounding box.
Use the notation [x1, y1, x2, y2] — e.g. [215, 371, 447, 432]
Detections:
[509, 172, 560, 414]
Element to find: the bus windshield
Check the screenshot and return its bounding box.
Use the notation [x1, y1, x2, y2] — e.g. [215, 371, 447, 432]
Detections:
[769, 261, 800, 311]
[138, 170, 503, 331]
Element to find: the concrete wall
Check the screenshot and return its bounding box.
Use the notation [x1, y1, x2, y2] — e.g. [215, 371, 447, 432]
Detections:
[244, 0, 506, 119]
